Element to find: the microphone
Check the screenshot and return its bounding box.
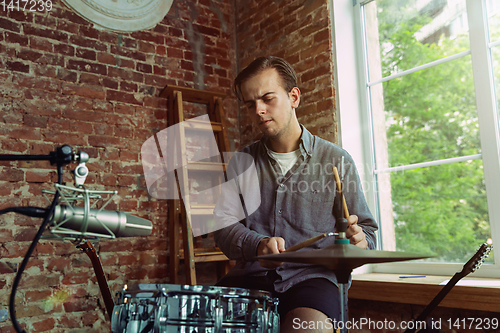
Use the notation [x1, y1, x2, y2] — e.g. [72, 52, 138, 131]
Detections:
[51, 205, 153, 238]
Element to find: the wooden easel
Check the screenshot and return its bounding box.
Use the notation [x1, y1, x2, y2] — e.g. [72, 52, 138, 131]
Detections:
[160, 85, 232, 285]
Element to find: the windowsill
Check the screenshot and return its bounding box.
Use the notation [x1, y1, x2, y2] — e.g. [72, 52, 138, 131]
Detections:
[350, 273, 500, 313]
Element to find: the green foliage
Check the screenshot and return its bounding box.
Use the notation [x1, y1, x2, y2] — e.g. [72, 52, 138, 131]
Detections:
[375, 0, 491, 261]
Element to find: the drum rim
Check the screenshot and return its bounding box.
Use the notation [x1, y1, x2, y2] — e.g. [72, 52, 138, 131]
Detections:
[121, 283, 274, 298]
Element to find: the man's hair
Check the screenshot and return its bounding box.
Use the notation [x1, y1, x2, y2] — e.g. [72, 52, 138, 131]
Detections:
[233, 56, 298, 101]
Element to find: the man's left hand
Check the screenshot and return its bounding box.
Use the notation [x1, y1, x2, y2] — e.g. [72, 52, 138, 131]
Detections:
[346, 215, 368, 249]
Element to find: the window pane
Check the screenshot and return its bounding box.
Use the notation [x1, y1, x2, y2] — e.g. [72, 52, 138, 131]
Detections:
[372, 55, 480, 167]
[486, 0, 500, 116]
[364, 0, 470, 79]
[388, 160, 493, 263]
[362, 0, 495, 263]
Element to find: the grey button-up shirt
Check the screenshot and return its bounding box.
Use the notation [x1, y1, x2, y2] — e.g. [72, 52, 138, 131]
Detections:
[214, 125, 378, 292]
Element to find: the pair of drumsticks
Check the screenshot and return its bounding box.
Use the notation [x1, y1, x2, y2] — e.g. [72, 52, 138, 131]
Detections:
[284, 165, 348, 253]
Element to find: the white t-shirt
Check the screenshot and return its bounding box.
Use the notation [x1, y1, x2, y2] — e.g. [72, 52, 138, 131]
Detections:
[268, 149, 301, 175]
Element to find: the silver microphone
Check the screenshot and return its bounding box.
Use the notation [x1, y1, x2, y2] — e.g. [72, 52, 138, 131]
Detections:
[51, 205, 153, 238]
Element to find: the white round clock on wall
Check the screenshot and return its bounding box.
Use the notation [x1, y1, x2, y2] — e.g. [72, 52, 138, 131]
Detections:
[61, 0, 174, 32]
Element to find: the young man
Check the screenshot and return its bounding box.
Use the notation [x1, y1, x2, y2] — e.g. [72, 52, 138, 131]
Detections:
[213, 56, 378, 332]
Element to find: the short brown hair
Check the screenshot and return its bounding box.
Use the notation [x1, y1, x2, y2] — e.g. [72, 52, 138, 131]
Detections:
[233, 56, 298, 101]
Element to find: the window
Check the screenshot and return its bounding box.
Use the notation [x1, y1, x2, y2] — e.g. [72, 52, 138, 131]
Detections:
[333, 0, 500, 277]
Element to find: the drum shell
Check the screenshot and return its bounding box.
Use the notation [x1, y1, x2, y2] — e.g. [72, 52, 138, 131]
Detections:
[111, 284, 280, 333]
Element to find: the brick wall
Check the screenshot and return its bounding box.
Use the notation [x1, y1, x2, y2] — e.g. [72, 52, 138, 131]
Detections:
[234, 0, 337, 147]
[0, 0, 236, 331]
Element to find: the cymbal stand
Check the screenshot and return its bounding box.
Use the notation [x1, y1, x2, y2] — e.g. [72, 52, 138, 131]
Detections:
[333, 241, 350, 333]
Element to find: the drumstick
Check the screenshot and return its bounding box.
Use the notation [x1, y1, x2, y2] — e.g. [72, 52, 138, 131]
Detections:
[284, 232, 334, 252]
[333, 166, 349, 218]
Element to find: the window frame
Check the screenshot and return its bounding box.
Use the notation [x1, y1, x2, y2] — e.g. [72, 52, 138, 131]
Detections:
[332, 0, 500, 277]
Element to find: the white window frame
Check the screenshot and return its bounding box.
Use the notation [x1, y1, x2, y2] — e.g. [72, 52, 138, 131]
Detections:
[331, 0, 500, 277]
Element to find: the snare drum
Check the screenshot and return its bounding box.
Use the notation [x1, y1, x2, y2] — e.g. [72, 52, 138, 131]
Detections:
[111, 284, 279, 333]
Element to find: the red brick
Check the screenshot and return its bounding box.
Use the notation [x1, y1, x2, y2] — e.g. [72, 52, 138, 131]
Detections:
[106, 89, 142, 105]
[88, 135, 124, 148]
[25, 170, 51, 182]
[5, 31, 28, 46]
[32, 317, 55, 332]
[118, 254, 137, 266]
[70, 120, 93, 134]
[121, 36, 138, 49]
[67, 59, 107, 75]
[143, 96, 167, 108]
[79, 73, 100, 85]
[100, 77, 118, 90]
[300, 41, 330, 61]
[62, 271, 92, 285]
[7, 6, 34, 21]
[75, 48, 96, 60]
[69, 35, 107, 51]
[9, 127, 42, 140]
[165, 36, 190, 49]
[120, 81, 137, 92]
[13, 228, 37, 242]
[58, 314, 83, 329]
[25, 290, 52, 302]
[52, 7, 89, 25]
[117, 57, 135, 69]
[23, 25, 68, 42]
[194, 23, 220, 37]
[97, 52, 116, 65]
[139, 41, 156, 53]
[153, 65, 166, 75]
[80, 26, 100, 39]
[14, 76, 59, 91]
[102, 174, 117, 186]
[130, 30, 164, 44]
[111, 162, 143, 174]
[56, 20, 79, 34]
[301, 63, 331, 83]
[0, 229, 13, 243]
[24, 114, 48, 128]
[63, 298, 97, 312]
[108, 67, 144, 83]
[156, 45, 166, 55]
[110, 45, 146, 62]
[61, 84, 105, 99]
[167, 47, 183, 59]
[6, 61, 29, 73]
[42, 130, 87, 146]
[34, 14, 56, 28]
[317, 98, 334, 112]
[145, 74, 169, 87]
[56, 68, 78, 82]
[0, 16, 21, 32]
[29, 37, 53, 51]
[53, 43, 74, 56]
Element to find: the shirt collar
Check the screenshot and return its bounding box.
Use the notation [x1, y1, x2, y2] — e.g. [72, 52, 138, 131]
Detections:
[259, 124, 314, 158]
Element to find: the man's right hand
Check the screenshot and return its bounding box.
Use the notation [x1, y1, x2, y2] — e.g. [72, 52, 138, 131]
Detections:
[257, 237, 285, 268]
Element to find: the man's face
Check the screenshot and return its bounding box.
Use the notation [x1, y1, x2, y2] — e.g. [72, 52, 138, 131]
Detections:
[240, 68, 300, 139]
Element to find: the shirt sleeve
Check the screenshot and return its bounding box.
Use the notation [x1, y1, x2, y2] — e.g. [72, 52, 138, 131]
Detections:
[213, 151, 268, 261]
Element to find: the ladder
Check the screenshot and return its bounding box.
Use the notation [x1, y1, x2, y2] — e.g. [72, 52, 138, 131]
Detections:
[160, 85, 231, 285]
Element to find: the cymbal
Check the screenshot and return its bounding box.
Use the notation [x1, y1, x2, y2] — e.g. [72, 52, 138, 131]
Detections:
[258, 243, 430, 270]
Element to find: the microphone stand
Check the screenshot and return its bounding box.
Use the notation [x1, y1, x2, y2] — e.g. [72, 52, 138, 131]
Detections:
[1, 146, 77, 333]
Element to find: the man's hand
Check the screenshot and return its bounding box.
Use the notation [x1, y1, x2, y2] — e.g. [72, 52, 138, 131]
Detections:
[346, 215, 368, 249]
[257, 237, 285, 268]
